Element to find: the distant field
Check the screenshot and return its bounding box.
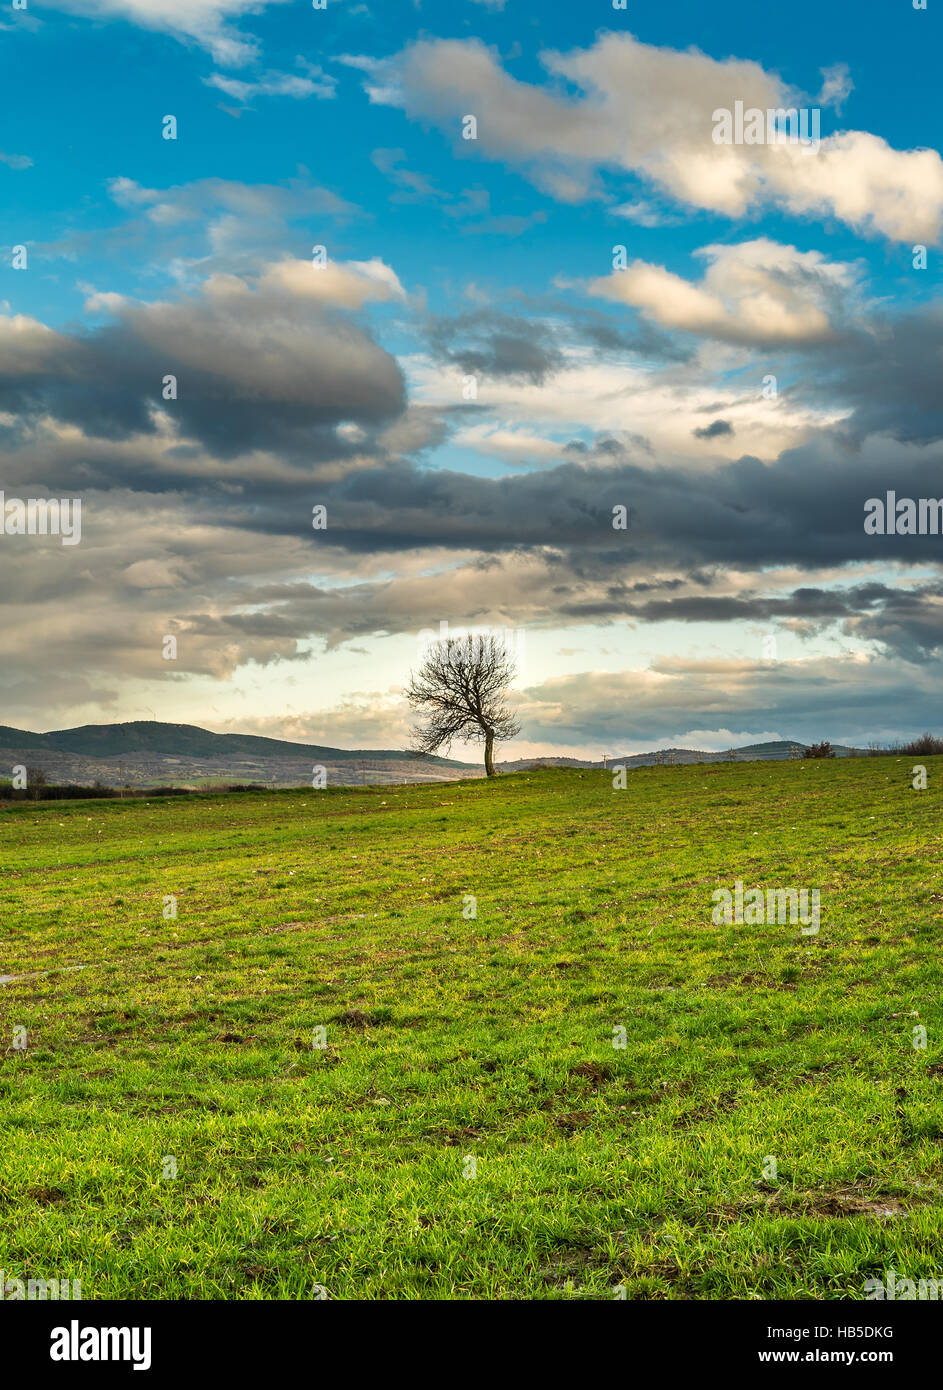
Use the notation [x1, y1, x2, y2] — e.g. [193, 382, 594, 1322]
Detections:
[1, 759, 942, 1299]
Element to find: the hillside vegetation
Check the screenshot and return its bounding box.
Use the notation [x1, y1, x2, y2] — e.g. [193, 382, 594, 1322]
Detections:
[1, 759, 941, 1299]
[0, 719, 469, 764]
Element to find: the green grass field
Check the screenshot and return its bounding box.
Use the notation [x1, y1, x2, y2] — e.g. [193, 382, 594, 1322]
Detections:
[2, 757, 942, 1300]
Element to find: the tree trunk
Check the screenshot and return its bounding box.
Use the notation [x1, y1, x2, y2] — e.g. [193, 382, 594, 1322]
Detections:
[484, 729, 496, 777]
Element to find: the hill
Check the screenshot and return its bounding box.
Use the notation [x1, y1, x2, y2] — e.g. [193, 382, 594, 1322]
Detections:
[0, 724, 872, 789]
[499, 739, 864, 771]
[0, 720, 474, 787]
[0, 720, 470, 765]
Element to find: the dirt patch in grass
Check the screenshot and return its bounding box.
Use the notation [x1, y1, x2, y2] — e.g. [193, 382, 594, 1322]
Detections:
[434, 1125, 481, 1146]
[569, 1061, 613, 1090]
[335, 1008, 377, 1028]
[30, 1186, 69, 1206]
[722, 1185, 914, 1222]
[802, 1192, 907, 1219]
[554, 1110, 592, 1134]
[792, 1061, 846, 1086]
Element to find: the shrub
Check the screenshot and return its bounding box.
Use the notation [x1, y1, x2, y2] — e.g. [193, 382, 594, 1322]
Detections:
[803, 741, 836, 759]
[900, 732, 943, 756]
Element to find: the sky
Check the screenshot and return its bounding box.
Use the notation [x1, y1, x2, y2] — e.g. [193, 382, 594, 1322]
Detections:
[1, 0, 942, 759]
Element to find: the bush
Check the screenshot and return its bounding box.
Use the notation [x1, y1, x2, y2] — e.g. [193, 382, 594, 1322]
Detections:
[899, 732, 943, 756]
[803, 741, 836, 759]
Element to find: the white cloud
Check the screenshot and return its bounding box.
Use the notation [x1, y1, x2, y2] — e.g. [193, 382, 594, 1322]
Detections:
[204, 66, 336, 103]
[47, 0, 294, 65]
[816, 62, 853, 114]
[590, 238, 863, 346]
[410, 340, 840, 466]
[610, 200, 677, 228]
[371, 33, 943, 243]
[100, 175, 360, 283]
[258, 256, 407, 308]
[0, 312, 67, 374]
[452, 423, 566, 466]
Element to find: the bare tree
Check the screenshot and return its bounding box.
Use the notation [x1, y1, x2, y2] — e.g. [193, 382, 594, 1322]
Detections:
[406, 635, 521, 777]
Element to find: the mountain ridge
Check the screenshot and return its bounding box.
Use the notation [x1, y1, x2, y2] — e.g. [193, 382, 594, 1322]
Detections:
[0, 720, 472, 766]
[0, 723, 868, 778]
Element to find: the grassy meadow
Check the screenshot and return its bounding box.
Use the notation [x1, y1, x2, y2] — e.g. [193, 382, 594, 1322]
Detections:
[1, 756, 942, 1300]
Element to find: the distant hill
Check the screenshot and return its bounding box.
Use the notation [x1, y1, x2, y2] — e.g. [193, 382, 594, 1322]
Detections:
[499, 740, 866, 771]
[0, 724, 872, 791]
[0, 721, 471, 766]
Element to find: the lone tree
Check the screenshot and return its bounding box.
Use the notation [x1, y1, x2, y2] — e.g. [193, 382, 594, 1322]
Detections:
[406, 635, 521, 777]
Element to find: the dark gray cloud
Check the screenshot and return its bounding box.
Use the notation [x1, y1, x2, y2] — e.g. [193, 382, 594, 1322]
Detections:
[693, 419, 734, 439]
[7, 396, 943, 660]
[802, 304, 943, 446]
[426, 310, 564, 384]
[566, 304, 693, 361]
[425, 299, 693, 380]
[227, 431, 943, 576]
[0, 275, 406, 460]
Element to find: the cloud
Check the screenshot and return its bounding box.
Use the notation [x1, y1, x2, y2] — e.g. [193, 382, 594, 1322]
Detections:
[593, 238, 862, 346]
[693, 419, 734, 439]
[4, 418, 943, 725]
[370, 148, 539, 236]
[47, 0, 297, 65]
[204, 65, 337, 103]
[803, 302, 943, 446]
[514, 654, 943, 749]
[410, 342, 827, 466]
[368, 34, 943, 242]
[0, 151, 33, 170]
[259, 255, 407, 308]
[372, 147, 443, 203]
[427, 309, 564, 383]
[610, 199, 679, 228]
[105, 173, 358, 236]
[452, 423, 567, 466]
[816, 62, 853, 114]
[0, 258, 406, 458]
[3, 236, 943, 730]
[221, 695, 415, 751]
[20, 174, 365, 291]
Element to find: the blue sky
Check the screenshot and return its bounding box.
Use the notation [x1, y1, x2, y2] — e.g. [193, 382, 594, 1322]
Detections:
[2, 0, 943, 756]
[5, 1, 938, 324]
